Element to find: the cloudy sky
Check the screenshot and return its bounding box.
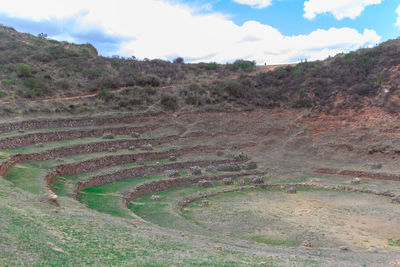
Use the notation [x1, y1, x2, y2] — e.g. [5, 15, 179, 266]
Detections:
[0, 0, 399, 64]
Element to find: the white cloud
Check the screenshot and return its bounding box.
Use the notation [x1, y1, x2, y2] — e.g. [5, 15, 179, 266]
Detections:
[396, 5, 400, 28]
[304, 0, 382, 20]
[0, 0, 381, 64]
[233, 0, 272, 9]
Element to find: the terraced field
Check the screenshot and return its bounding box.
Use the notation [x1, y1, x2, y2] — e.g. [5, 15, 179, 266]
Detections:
[1, 110, 400, 266]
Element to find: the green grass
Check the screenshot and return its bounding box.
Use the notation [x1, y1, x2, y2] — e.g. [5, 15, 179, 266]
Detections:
[2, 177, 297, 266]
[131, 182, 243, 232]
[77, 175, 163, 219]
[5, 163, 47, 194]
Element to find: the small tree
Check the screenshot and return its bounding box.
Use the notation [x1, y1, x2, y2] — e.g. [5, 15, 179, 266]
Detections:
[173, 57, 184, 64]
[16, 63, 32, 77]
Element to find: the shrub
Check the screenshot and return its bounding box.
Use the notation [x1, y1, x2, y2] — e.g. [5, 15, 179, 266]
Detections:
[161, 94, 178, 110]
[119, 100, 127, 107]
[136, 75, 161, 87]
[230, 60, 255, 71]
[97, 88, 112, 100]
[25, 88, 46, 98]
[185, 93, 199, 105]
[85, 68, 103, 80]
[204, 62, 218, 70]
[56, 80, 70, 90]
[223, 80, 244, 97]
[23, 77, 45, 90]
[173, 57, 184, 64]
[16, 63, 32, 77]
[351, 83, 377, 96]
[0, 90, 6, 98]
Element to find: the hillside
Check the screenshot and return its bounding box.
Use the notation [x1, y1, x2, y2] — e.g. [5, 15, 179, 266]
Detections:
[1, 25, 400, 116]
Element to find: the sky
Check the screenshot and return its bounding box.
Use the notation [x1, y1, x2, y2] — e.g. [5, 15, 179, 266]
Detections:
[0, 0, 399, 64]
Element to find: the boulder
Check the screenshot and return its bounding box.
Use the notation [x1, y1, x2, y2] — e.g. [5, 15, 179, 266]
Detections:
[108, 147, 117, 153]
[287, 187, 297, 194]
[169, 155, 177, 162]
[302, 240, 312, 248]
[131, 132, 140, 138]
[339, 246, 349, 251]
[197, 180, 213, 188]
[217, 163, 241, 172]
[250, 177, 264, 185]
[164, 170, 180, 177]
[141, 144, 153, 151]
[216, 151, 224, 157]
[222, 177, 233, 185]
[199, 200, 210, 207]
[190, 166, 202, 175]
[392, 197, 400, 204]
[351, 177, 361, 185]
[102, 133, 114, 139]
[234, 152, 248, 160]
[128, 145, 136, 151]
[205, 165, 217, 172]
[137, 158, 145, 165]
[150, 195, 161, 201]
[237, 179, 246, 186]
[379, 191, 395, 197]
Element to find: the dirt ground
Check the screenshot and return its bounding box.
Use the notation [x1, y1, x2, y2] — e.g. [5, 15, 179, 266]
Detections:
[184, 189, 400, 249]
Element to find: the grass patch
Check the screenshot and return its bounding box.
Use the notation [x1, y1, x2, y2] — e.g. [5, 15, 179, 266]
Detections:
[77, 175, 163, 218]
[6, 163, 47, 194]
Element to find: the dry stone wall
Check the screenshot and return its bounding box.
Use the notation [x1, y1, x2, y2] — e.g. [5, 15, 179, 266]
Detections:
[0, 135, 180, 176]
[74, 159, 247, 197]
[123, 172, 263, 204]
[0, 113, 161, 134]
[0, 125, 158, 149]
[52, 145, 226, 176]
[315, 168, 400, 182]
[177, 183, 400, 211]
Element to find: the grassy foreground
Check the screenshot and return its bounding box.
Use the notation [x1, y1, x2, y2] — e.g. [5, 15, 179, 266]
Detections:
[1, 177, 320, 266]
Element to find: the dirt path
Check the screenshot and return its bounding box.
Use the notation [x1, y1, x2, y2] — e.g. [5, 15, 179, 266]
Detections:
[0, 64, 293, 104]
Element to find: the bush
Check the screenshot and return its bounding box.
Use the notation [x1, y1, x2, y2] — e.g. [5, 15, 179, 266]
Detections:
[23, 77, 45, 90]
[119, 100, 127, 107]
[97, 88, 113, 100]
[85, 68, 103, 80]
[205, 62, 218, 70]
[136, 75, 161, 87]
[16, 63, 32, 77]
[56, 80, 70, 90]
[173, 57, 184, 64]
[0, 90, 6, 98]
[161, 94, 178, 110]
[223, 80, 244, 97]
[230, 60, 255, 71]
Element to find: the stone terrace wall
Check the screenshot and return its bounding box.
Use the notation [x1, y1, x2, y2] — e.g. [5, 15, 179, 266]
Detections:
[177, 183, 399, 211]
[74, 159, 247, 196]
[0, 125, 158, 149]
[0, 113, 162, 134]
[315, 168, 400, 182]
[52, 145, 225, 176]
[123, 172, 262, 204]
[0, 135, 180, 176]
